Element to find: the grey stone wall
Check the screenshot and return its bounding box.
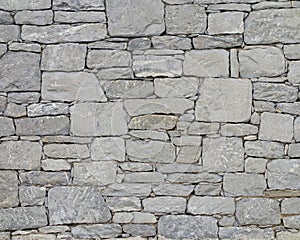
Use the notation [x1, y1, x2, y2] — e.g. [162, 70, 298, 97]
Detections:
[0, 0, 300, 239]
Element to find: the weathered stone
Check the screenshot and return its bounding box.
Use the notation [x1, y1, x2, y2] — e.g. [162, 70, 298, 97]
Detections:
[15, 10, 52, 25]
[0, 0, 51, 10]
[0, 170, 18, 208]
[253, 82, 298, 102]
[194, 183, 221, 196]
[171, 136, 201, 146]
[123, 224, 156, 237]
[8, 92, 40, 104]
[289, 144, 300, 158]
[252, 1, 291, 10]
[27, 103, 69, 117]
[129, 115, 177, 130]
[4, 103, 26, 118]
[101, 80, 153, 99]
[188, 196, 235, 215]
[223, 173, 266, 196]
[157, 163, 201, 173]
[277, 102, 300, 115]
[0, 207, 47, 231]
[53, 0, 104, 10]
[133, 55, 182, 77]
[124, 172, 164, 183]
[120, 162, 153, 172]
[282, 198, 300, 214]
[295, 117, 300, 142]
[22, 24, 106, 43]
[202, 137, 244, 172]
[208, 3, 251, 11]
[73, 162, 116, 186]
[8, 42, 41, 52]
[166, 4, 206, 34]
[124, 99, 193, 116]
[41, 159, 71, 171]
[96, 68, 133, 80]
[15, 116, 69, 136]
[101, 183, 151, 197]
[0, 232, 9, 240]
[127, 140, 175, 163]
[267, 159, 300, 190]
[0, 11, 13, 23]
[44, 144, 89, 159]
[88, 40, 127, 49]
[154, 77, 198, 98]
[11, 234, 56, 240]
[38, 226, 70, 234]
[158, 215, 218, 239]
[48, 187, 111, 225]
[113, 212, 156, 224]
[288, 61, 300, 85]
[19, 171, 70, 186]
[153, 184, 193, 196]
[19, 186, 46, 207]
[0, 96, 6, 112]
[193, 35, 242, 49]
[245, 141, 284, 158]
[284, 44, 300, 60]
[219, 227, 275, 240]
[71, 224, 121, 239]
[91, 137, 125, 161]
[208, 12, 244, 34]
[106, 0, 164, 37]
[41, 44, 86, 71]
[239, 46, 285, 78]
[54, 11, 105, 23]
[143, 197, 186, 213]
[129, 130, 168, 141]
[176, 145, 201, 163]
[0, 117, 14, 137]
[245, 9, 300, 44]
[0, 25, 19, 42]
[0, 141, 41, 170]
[0, 52, 40, 91]
[245, 158, 268, 173]
[152, 36, 192, 50]
[128, 38, 151, 50]
[107, 197, 141, 212]
[189, 122, 220, 135]
[220, 124, 258, 137]
[277, 232, 300, 240]
[236, 198, 281, 225]
[167, 173, 222, 183]
[183, 50, 229, 77]
[71, 102, 128, 136]
[87, 50, 131, 69]
[283, 216, 300, 229]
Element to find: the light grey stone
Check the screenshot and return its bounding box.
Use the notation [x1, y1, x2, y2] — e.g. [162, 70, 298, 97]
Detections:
[176, 145, 201, 163]
[0, 25, 19, 42]
[19, 186, 46, 207]
[0, 170, 18, 208]
[208, 12, 244, 34]
[54, 11, 105, 23]
[0, 52, 40, 91]
[120, 162, 153, 172]
[284, 44, 300, 60]
[0, 232, 9, 240]
[219, 216, 235, 227]
[158, 215, 218, 239]
[259, 112, 294, 143]
[163, 0, 193, 3]
[189, 122, 220, 135]
[295, 117, 300, 142]
[124, 98, 193, 116]
[152, 36, 192, 50]
[101, 183, 151, 197]
[239, 46, 285, 78]
[15, 116, 69, 136]
[128, 38, 151, 50]
[245, 140, 284, 158]
[41, 44, 86, 71]
[171, 136, 202, 146]
[277, 102, 300, 115]
[283, 216, 300, 229]
[223, 173, 266, 196]
[289, 144, 300, 157]
[221, 124, 258, 137]
[101, 80, 153, 99]
[44, 144, 89, 159]
[96, 68, 133, 80]
[48, 187, 111, 225]
[133, 55, 182, 77]
[208, 3, 251, 11]
[87, 50, 131, 69]
[236, 198, 281, 225]
[153, 184, 194, 196]
[0, 44, 6, 58]
[267, 159, 300, 190]
[202, 137, 244, 172]
[107, 197, 141, 212]
[73, 162, 117, 186]
[91, 137, 125, 161]
[41, 159, 71, 171]
[282, 198, 300, 214]
[0, 141, 41, 170]
[193, 35, 242, 49]
[0, 207, 47, 231]
[183, 50, 229, 77]
[0, 117, 14, 137]
[143, 197, 186, 214]
[113, 212, 156, 224]
[157, 163, 202, 173]
[129, 130, 168, 141]
[15, 10, 52, 25]
[277, 232, 300, 240]
[27, 103, 68, 117]
[11, 234, 56, 240]
[71, 224, 121, 239]
[167, 173, 222, 183]
[0, 0, 51, 10]
[0, 11, 13, 23]
[194, 183, 221, 196]
[106, 0, 164, 37]
[188, 196, 235, 215]
[70, 102, 128, 136]
[252, 1, 291, 10]
[288, 61, 300, 85]
[8, 92, 40, 104]
[154, 77, 198, 98]
[124, 172, 164, 183]
[245, 9, 300, 44]
[219, 227, 275, 240]
[0, 95, 6, 112]
[245, 158, 268, 173]
[166, 4, 206, 34]
[53, 0, 104, 10]
[127, 140, 175, 163]
[88, 40, 127, 50]
[22, 24, 106, 43]
[4, 103, 26, 118]
[8, 42, 41, 52]
[253, 82, 298, 102]
[19, 171, 70, 186]
[123, 224, 156, 237]
[254, 101, 275, 113]
[129, 115, 177, 130]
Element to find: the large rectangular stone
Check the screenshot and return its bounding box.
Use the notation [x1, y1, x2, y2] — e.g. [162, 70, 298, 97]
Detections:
[193, 35, 242, 49]
[54, 11, 106, 23]
[143, 197, 186, 214]
[0, 0, 51, 10]
[19, 171, 70, 186]
[43, 144, 90, 159]
[245, 141, 284, 158]
[219, 227, 274, 240]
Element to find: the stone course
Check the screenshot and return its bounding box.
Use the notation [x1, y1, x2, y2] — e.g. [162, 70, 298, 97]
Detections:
[0, 1, 299, 239]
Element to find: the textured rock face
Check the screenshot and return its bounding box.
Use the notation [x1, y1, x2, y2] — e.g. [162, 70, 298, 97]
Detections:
[0, 171, 19, 208]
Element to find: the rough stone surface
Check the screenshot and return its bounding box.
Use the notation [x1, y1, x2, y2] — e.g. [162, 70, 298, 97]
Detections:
[0, 117, 14, 137]
[0, 170, 18, 208]
[245, 141, 284, 158]
[219, 227, 274, 240]
[53, 0, 104, 10]
[19, 186, 46, 207]
[208, 12, 244, 34]
[152, 36, 192, 50]
[91, 137, 125, 161]
[288, 61, 300, 85]
[143, 197, 186, 214]
[193, 35, 242, 49]
[281, 198, 300, 215]
[15, 10, 53, 25]
[129, 115, 177, 130]
[0, 25, 20, 42]
[54, 11, 106, 23]
[71, 224, 122, 239]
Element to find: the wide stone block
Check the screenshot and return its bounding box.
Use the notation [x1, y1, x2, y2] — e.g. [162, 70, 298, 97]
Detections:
[195, 78, 252, 122]
[27, 103, 69, 117]
[54, 11, 106, 23]
[0, 0, 51, 10]
[53, 0, 104, 10]
[71, 224, 122, 239]
[19, 186, 46, 207]
[0, 25, 19, 42]
[143, 197, 186, 214]
[44, 144, 89, 159]
[107, 197, 141, 212]
[123, 224, 156, 237]
[15, 10, 53, 25]
[220, 124, 258, 137]
[91, 137, 125, 161]
[101, 183, 151, 197]
[152, 36, 192, 50]
[106, 0, 164, 37]
[128, 115, 178, 130]
[219, 227, 274, 240]
[19, 171, 70, 186]
[193, 35, 242, 49]
[245, 140, 284, 158]
[0, 170, 18, 208]
[48, 187, 111, 225]
[70, 102, 128, 136]
[208, 12, 244, 34]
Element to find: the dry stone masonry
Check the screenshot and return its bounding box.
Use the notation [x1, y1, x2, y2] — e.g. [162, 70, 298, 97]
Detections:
[0, 0, 300, 239]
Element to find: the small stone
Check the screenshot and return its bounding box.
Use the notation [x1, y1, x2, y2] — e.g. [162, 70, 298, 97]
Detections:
[202, 137, 244, 172]
[183, 50, 229, 77]
[0, 11, 13, 23]
[48, 187, 111, 225]
[129, 130, 168, 141]
[245, 158, 268, 173]
[19, 186, 46, 207]
[4, 103, 26, 118]
[124, 172, 164, 183]
[284, 44, 300, 60]
[267, 159, 300, 190]
[283, 216, 300, 229]
[166, 4, 206, 34]
[106, 0, 164, 37]
[27, 103, 68, 117]
[219, 227, 275, 240]
[152, 36, 192, 50]
[295, 117, 300, 142]
[88, 40, 127, 49]
[91, 137, 125, 161]
[123, 224, 156, 237]
[101, 183, 151, 197]
[11, 234, 55, 240]
[193, 35, 242, 49]
[44, 144, 89, 159]
[0, 170, 18, 208]
[281, 198, 300, 214]
[113, 212, 156, 224]
[289, 144, 300, 157]
[167, 173, 222, 183]
[96, 68, 133, 80]
[0, 95, 6, 112]
[8, 43, 41, 52]
[259, 112, 294, 142]
[120, 162, 153, 172]
[8, 92, 40, 104]
[220, 124, 258, 137]
[208, 12, 244, 34]
[189, 122, 220, 135]
[207, 3, 251, 11]
[219, 216, 235, 227]
[153, 184, 193, 196]
[157, 163, 201, 173]
[19, 171, 70, 186]
[41, 159, 71, 171]
[176, 146, 201, 163]
[128, 38, 151, 50]
[171, 136, 202, 146]
[0, 232, 10, 240]
[53, 0, 104, 10]
[14, 10, 52, 25]
[0, 25, 20, 42]
[129, 115, 178, 130]
[277, 232, 300, 240]
[143, 197, 186, 214]
[71, 224, 121, 239]
[245, 140, 284, 158]
[54, 11, 105, 23]
[0, 117, 14, 137]
[239, 46, 285, 78]
[236, 198, 281, 225]
[277, 102, 300, 115]
[158, 215, 218, 239]
[194, 183, 221, 196]
[107, 197, 141, 212]
[0, 0, 51, 10]
[288, 61, 300, 85]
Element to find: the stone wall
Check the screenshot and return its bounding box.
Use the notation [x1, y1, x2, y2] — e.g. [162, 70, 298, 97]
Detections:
[0, 0, 300, 239]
